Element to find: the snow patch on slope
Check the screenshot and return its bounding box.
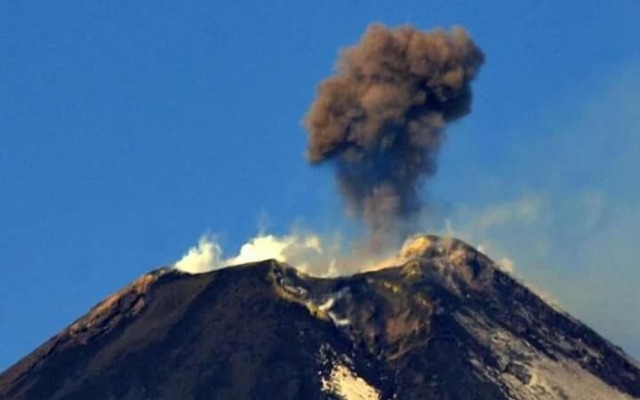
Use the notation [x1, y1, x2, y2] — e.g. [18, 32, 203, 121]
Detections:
[321, 363, 381, 400]
[318, 345, 381, 400]
[459, 312, 638, 400]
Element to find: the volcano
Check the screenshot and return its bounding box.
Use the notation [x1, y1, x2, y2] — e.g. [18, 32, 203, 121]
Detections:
[1, 235, 638, 399]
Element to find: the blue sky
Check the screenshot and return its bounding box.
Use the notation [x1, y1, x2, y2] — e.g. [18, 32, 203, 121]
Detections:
[1, 1, 639, 369]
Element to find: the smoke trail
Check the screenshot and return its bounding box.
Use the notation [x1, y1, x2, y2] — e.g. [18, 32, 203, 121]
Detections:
[305, 24, 484, 246]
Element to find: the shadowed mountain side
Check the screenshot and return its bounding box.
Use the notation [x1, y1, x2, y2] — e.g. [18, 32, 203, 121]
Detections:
[0, 265, 375, 400]
[1, 236, 638, 400]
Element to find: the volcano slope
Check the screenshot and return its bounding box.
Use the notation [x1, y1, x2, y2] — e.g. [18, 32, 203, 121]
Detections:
[1, 236, 639, 400]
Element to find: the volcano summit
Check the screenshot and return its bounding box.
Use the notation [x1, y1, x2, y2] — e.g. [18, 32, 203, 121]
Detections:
[1, 236, 638, 400]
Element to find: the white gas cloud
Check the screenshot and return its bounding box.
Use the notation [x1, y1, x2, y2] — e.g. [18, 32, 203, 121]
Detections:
[173, 235, 223, 274]
[173, 230, 405, 277]
[174, 232, 343, 276]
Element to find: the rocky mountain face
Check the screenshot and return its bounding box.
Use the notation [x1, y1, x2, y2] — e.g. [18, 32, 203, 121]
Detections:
[1, 236, 638, 400]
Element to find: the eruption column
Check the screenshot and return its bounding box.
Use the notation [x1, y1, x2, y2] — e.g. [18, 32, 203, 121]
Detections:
[305, 24, 484, 246]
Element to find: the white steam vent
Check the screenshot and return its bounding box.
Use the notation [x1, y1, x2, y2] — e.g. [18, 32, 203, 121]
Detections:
[173, 232, 336, 276]
[173, 235, 223, 274]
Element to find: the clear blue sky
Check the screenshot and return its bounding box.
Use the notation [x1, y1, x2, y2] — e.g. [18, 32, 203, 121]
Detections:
[1, 1, 639, 369]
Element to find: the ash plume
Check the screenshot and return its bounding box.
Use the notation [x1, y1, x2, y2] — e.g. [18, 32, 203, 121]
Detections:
[305, 24, 484, 246]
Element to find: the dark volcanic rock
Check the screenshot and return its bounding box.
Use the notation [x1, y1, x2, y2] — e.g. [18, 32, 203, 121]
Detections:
[1, 235, 639, 400]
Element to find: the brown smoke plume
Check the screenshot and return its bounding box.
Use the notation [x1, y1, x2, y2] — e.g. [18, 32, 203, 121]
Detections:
[305, 24, 484, 246]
